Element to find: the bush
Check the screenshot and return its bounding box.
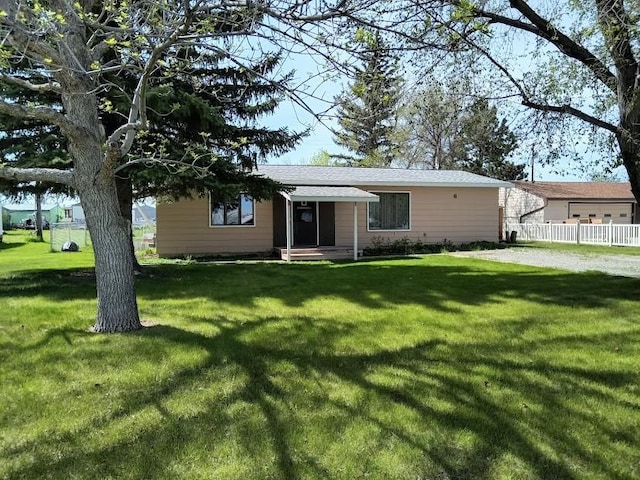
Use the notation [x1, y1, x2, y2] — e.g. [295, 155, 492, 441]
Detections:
[363, 236, 503, 257]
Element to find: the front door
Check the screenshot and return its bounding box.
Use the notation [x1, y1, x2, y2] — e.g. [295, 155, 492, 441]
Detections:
[293, 202, 317, 246]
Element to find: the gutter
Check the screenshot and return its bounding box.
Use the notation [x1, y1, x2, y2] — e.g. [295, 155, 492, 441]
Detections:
[507, 186, 547, 223]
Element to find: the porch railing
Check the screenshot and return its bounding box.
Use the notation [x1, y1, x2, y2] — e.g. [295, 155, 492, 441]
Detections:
[506, 222, 640, 247]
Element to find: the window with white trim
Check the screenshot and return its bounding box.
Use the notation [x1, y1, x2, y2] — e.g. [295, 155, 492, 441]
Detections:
[210, 193, 254, 226]
[368, 192, 410, 230]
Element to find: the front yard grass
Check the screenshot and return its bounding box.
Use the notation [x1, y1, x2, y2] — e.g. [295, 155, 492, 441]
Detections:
[1, 231, 639, 479]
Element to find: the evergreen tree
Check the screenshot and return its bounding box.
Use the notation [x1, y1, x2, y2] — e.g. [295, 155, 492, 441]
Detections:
[457, 99, 525, 181]
[1, 50, 302, 251]
[333, 30, 403, 166]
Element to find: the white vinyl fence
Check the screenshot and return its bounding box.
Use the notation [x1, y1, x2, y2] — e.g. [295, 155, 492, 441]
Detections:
[506, 222, 640, 247]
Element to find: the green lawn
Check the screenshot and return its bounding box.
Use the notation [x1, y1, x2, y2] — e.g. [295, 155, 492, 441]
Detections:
[1, 231, 639, 479]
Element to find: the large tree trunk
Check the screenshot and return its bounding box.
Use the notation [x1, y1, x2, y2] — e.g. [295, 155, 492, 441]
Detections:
[59, 52, 142, 333]
[77, 174, 142, 333]
[617, 129, 640, 213]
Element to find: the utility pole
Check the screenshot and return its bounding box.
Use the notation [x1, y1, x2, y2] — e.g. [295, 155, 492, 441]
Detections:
[530, 144, 535, 183]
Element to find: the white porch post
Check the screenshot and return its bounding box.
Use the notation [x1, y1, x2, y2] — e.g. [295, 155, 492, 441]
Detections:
[353, 202, 358, 261]
[285, 198, 292, 262]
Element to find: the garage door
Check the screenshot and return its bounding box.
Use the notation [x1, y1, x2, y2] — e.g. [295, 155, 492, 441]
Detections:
[568, 203, 633, 224]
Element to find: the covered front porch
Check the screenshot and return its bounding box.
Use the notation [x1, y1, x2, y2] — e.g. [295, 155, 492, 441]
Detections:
[273, 186, 379, 261]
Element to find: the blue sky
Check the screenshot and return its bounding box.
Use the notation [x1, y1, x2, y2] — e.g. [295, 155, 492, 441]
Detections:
[258, 16, 627, 183]
[263, 88, 605, 181]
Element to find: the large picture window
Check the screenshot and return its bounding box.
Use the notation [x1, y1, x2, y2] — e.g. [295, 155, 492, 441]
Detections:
[368, 192, 410, 231]
[211, 194, 254, 226]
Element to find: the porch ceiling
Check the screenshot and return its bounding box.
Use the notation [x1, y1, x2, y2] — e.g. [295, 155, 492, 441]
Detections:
[281, 186, 379, 203]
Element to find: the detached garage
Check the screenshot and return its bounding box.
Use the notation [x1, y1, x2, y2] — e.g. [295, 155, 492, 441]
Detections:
[500, 181, 638, 224]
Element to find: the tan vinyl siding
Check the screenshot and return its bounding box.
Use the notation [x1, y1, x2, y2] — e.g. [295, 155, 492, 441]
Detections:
[567, 202, 633, 224]
[335, 186, 500, 247]
[158, 186, 501, 256]
[543, 200, 570, 222]
[157, 196, 274, 256]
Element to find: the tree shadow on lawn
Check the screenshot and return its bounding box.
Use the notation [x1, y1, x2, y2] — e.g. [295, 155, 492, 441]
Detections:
[1, 257, 638, 312]
[0, 268, 96, 301]
[0, 240, 27, 251]
[135, 259, 640, 312]
[6, 315, 640, 479]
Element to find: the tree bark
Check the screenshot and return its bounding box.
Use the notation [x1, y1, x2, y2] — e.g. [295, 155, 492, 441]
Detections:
[116, 175, 145, 274]
[57, 42, 142, 333]
[35, 190, 43, 241]
[73, 151, 142, 332]
[80, 183, 142, 332]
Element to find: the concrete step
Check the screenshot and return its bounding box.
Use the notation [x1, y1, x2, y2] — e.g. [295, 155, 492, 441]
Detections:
[278, 248, 361, 261]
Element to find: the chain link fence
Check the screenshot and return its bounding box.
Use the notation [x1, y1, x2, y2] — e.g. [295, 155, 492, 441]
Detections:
[49, 222, 156, 252]
[49, 223, 92, 252]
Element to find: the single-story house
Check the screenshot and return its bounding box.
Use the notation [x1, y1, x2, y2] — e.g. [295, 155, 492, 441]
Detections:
[157, 165, 512, 259]
[2, 203, 64, 228]
[62, 201, 86, 223]
[500, 181, 638, 224]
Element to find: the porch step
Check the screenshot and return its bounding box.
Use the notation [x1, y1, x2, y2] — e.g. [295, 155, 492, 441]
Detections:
[278, 247, 362, 261]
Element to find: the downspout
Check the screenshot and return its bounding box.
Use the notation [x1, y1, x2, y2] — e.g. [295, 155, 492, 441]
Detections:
[520, 199, 548, 223]
[516, 188, 548, 223]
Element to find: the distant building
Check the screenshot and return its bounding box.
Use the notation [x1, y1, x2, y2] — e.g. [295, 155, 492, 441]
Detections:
[500, 181, 638, 224]
[62, 202, 85, 223]
[2, 203, 64, 228]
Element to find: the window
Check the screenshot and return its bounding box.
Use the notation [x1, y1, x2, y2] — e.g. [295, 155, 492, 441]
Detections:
[604, 214, 612, 218]
[210, 193, 254, 226]
[368, 192, 410, 231]
[620, 213, 628, 218]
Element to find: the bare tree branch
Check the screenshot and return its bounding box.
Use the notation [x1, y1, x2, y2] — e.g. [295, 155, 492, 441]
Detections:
[0, 98, 79, 137]
[0, 73, 62, 93]
[463, 0, 618, 93]
[0, 166, 74, 186]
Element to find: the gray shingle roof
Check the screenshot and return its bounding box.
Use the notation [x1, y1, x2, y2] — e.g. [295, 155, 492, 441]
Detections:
[256, 165, 512, 188]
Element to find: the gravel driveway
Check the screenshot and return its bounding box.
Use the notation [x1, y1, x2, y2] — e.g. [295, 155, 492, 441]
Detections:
[450, 248, 640, 278]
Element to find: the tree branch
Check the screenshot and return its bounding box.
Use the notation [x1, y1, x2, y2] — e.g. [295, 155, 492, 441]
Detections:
[0, 99, 78, 137]
[594, 0, 638, 102]
[0, 73, 62, 93]
[466, 0, 618, 93]
[453, 29, 619, 135]
[0, 166, 74, 186]
[521, 98, 618, 133]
